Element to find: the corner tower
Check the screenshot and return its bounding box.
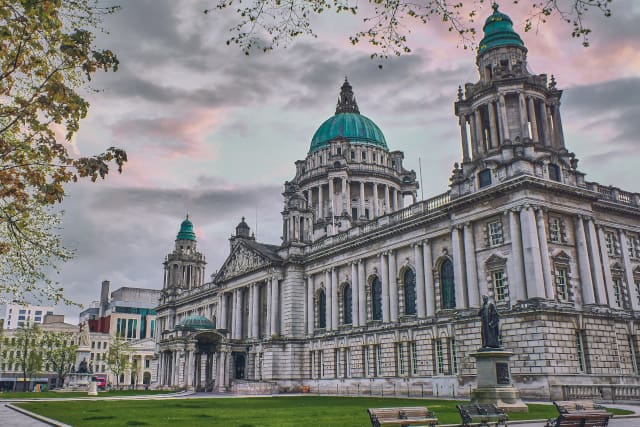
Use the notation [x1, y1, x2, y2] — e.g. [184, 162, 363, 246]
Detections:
[162, 215, 207, 299]
[452, 4, 583, 197]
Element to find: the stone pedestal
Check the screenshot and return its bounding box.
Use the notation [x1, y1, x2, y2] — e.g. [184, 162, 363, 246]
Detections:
[87, 381, 98, 396]
[470, 349, 528, 412]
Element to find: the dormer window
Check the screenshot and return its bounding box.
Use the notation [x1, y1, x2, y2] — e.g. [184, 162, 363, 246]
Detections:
[351, 150, 355, 161]
[478, 169, 492, 188]
[337, 147, 341, 156]
[362, 152, 367, 162]
[373, 153, 377, 163]
[548, 164, 561, 182]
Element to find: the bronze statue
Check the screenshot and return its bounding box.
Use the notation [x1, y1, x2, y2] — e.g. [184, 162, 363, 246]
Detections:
[479, 295, 501, 349]
[77, 358, 89, 374]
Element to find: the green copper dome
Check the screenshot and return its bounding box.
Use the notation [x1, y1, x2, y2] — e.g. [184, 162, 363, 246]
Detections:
[478, 4, 525, 54]
[176, 215, 196, 241]
[309, 79, 388, 154]
[175, 315, 215, 331]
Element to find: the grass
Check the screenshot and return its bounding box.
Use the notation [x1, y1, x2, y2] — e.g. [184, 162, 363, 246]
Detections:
[15, 395, 634, 427]
[0, 389, 169, 399]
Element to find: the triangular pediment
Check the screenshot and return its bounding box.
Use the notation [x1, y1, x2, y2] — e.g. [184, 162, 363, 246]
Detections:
[216, 241, 273, 282]
[485, 253, 507, 268]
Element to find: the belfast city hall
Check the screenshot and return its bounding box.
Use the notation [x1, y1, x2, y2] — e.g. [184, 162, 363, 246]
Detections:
[154, 6, 640, 399]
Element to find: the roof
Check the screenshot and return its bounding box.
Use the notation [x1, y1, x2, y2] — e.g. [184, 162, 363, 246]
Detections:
[176, 215, 196, 241]
[309, 79, 388, 153]
[175, 315, 215, 331]
[478, 4, 525, 54]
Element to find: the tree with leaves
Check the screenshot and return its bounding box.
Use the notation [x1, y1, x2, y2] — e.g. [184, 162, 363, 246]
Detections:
[207, 0, 614, 57]
[106, 337, 131, 389]
[10, 324, 43, 391]
[41, 331, 78, 388]
[0, 0, 127, 305]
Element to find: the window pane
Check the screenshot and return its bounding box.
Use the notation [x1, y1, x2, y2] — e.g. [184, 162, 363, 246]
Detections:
[404, 269, 416, 315]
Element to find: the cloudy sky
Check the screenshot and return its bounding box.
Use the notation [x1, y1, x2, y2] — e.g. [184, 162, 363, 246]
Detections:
[42, 0, 640, 322]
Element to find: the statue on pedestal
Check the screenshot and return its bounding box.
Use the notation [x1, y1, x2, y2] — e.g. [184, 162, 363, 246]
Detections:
[479, 295, 501, 349]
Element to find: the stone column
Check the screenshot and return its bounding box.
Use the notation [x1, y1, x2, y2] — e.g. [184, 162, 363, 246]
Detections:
[535, 208, 554, 299]
[358, 260, 366, 326]
[391, 187, 397, 211]
[459, 116, 470, 162]
[231, 289, 238, 339]
[488, 101, 499, 148]
[451, 226, 467, 308]
[252, 283, 260, 338]
[423, 240, 435, 317]
[307, 275, 314, 334]
[597, 225, 616, 307]
[552, 104, 566, 148]
[381, 253, 390, 322]
[351, 263, 359, 327]
[325, 269, 332, 330]
[539, 101, 550, 146]
[384, 185, 391, 214]
[414, 243, 426, 317]
[519, 93, 529, 138]
[219, 293, 228, 331]
[499, 94, 510, 141]
[575, 216, 596, 305]
[247, 285, 254, 339]
[359, 181, 365, 219]
[585, 220, 607, 304]
[270, 277, 279, 335]
[469, 114, 478, 158]
[331, 268, 339, 329]
[508, 210, 526, 302]
[373, 183, 379, 218]
[388, 250, 398, 321]
[464, 222, 480, 306]
[520, 206, 546, 298]
[474, 109, 483, 153]
[186, 350, 195, 388]
[546, 105, 555, 147]
[619, 231, 640, 310]
[318, 185, 324, 218]
[266, 281, 272, 336]
[328, 177, 335, 217]
[345, 178, 351, 215]
[528, 97, 539, 142]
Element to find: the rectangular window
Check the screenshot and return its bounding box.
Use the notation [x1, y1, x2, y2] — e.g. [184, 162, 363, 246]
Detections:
[492, 270, 508, 301]
[397, 343, 405, 376]
[628, 234, 639, 259]
[555, 268, 569, 302]
[362, 152, 366, 161]
[372, 153, 377, 163]
[150, 320, 156, 338]
[449, 338, 458, 374]
[145, 359, 150, 369]
[435, 339, 445, 375]
[91, 341, 95, 349]
[35, 310, 42, 315]
[375, 345, 382, 377]
[116, 318, 126, 337]
[576, 331, 587, 373]
[350, 150, 355, 161]
[613, 277, 623, 308]
[488, 220, 503, 246]
[410, 342, 419, 375]
[549, 217, 561, 243]
[606, 232, 616, 256]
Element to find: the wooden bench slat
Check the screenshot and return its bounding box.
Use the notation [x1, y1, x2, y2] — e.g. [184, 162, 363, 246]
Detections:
[368, 406, 438, 427]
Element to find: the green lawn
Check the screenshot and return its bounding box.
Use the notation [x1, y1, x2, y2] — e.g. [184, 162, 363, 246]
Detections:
[0, 389, 169, 399]
[15, 396, 633, 427]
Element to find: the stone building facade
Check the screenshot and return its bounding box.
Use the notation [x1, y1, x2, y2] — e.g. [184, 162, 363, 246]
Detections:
[155, 6, 640, 399]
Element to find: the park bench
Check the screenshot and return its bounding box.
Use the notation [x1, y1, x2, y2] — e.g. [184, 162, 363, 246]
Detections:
[545, 400, 612, 427]
[367, 406, 438, 427]
[456, 403, 508, 427]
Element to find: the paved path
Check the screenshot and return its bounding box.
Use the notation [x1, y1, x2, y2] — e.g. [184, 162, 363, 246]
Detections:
[0, 403, 52, 426]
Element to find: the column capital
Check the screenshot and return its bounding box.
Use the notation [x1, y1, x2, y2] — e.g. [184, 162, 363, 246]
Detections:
[464, 221, 472, 229]
[422, 239, 430, 246]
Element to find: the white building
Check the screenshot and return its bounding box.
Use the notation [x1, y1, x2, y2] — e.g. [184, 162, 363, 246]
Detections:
[2, 303, 54, 329]
[155, 6, 640, 400]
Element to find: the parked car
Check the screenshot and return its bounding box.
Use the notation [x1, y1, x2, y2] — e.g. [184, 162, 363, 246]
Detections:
[91, 375, 106, 390]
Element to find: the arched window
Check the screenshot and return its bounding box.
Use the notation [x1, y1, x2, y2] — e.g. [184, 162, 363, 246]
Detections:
[441, 259, 456, 309]
[317, 289, 326, 329]
[404, 269, 417, 316]
[371, 276, 382, 321]
[342, 284, 352, 325]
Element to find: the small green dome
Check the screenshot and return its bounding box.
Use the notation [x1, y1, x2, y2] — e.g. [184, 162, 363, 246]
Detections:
[176, 215, 196, 241]
[175, 315, 215, 331]
[310, 112, 388, 153]
[478, 4, 525, 54]
[309, 79, 388, 154]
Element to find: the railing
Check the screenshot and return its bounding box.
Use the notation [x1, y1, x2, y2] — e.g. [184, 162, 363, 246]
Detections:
[585, 181, 640, 207]
[560, 384, 640, 402]
[307, 191, 450, 254]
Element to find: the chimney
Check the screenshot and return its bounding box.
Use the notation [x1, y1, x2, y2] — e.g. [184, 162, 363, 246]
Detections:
[100, 280, 110, 317]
